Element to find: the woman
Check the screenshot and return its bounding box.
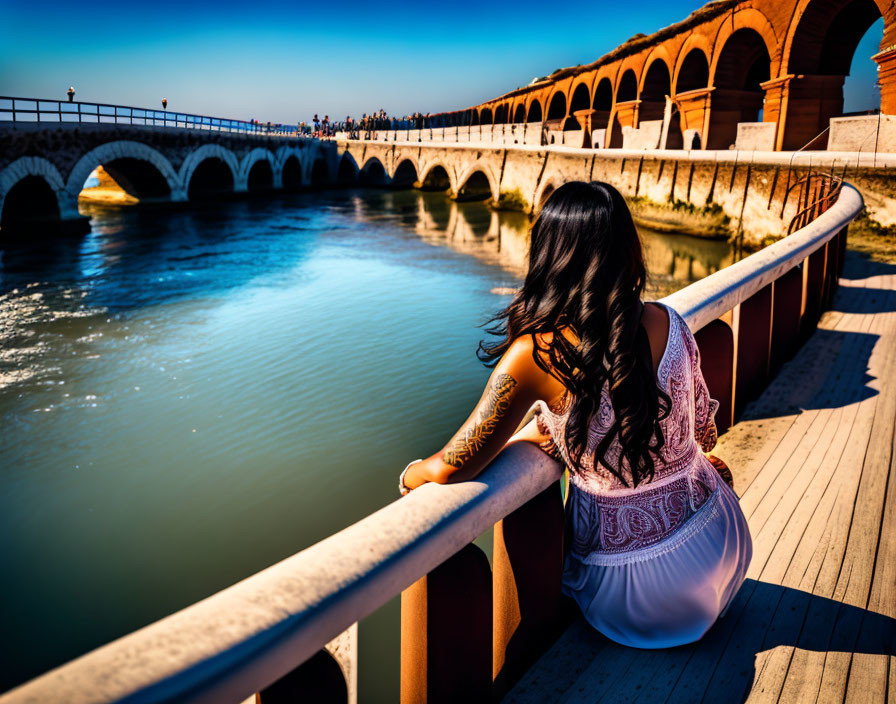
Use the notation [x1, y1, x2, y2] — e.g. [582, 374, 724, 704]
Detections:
[400, 181, 752, 648]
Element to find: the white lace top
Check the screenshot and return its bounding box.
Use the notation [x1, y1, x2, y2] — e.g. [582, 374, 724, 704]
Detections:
[536, 303, 722, 565]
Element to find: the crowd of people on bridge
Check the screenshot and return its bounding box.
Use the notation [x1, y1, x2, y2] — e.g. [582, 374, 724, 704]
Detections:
[297, 110, 432, 140]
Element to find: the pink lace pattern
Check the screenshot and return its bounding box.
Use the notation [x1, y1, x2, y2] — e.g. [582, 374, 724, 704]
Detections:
[536, 303, 721, 563]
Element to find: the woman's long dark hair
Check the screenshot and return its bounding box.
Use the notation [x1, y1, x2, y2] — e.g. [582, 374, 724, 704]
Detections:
[480, 181, 670, 486]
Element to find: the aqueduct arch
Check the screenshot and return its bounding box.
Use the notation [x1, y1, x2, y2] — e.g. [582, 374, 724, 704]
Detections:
[707, 27, 772, 149]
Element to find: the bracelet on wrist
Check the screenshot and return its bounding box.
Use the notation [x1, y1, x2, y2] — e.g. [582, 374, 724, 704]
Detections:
[399, 459, 423, 496]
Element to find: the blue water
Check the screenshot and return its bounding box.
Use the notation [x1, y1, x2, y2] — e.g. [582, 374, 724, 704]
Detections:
[0, 188, 735, 699]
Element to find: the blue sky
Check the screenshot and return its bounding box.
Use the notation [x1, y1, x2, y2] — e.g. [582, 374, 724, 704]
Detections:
[0, 0, 883, 123]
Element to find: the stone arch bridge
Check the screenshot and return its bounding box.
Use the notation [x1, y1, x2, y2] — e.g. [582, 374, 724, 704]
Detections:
[0, 124, 340, 233]
[2, 124, 894, 248]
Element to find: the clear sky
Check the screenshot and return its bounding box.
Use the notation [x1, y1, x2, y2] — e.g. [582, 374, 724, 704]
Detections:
[0, 0, 883, 123]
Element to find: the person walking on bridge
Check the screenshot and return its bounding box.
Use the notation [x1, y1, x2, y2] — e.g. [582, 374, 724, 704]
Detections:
[400, 181, 752, 649]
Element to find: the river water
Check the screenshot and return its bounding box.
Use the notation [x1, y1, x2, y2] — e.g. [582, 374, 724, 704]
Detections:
[0, 188, 736, 699]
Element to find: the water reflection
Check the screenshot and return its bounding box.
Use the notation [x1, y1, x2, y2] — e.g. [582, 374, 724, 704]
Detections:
[344, 189, 737, 297]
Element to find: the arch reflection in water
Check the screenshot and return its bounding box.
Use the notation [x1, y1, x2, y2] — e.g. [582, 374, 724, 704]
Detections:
[352, 189, 738, 297]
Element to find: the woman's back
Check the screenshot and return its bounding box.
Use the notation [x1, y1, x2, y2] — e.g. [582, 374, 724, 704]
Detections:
[535, 303, 724, 558]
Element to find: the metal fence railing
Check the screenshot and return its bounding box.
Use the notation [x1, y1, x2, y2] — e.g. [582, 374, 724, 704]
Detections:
[0, 96, 298, 137]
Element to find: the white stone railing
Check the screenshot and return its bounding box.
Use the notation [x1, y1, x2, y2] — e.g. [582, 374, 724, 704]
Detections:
[0, 183, 864, 704]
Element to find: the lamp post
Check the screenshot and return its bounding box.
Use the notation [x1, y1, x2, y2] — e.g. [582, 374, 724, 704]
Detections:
[67, 86, 75, 103]
[162, 97, 167, 110]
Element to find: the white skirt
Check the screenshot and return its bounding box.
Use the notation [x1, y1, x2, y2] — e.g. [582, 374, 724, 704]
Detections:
[562, 480, 752, 649]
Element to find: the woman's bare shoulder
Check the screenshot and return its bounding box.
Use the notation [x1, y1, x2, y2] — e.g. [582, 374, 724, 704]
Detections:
[641, 302, 671, 372]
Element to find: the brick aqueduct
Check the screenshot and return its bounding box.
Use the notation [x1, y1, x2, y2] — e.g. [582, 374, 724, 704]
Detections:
[429, 0, 896, 152]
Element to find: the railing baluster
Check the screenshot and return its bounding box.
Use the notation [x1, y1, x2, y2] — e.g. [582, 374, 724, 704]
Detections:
[492, 480, 565, 698]
[734, 283, 773, 418]
[401, 543, 492, 704]
[694, 319, 736, 433]
[770, 266, 803, 375]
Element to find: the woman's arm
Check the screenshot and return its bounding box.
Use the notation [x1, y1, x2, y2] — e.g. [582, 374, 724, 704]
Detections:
[402, 335, 565, 491]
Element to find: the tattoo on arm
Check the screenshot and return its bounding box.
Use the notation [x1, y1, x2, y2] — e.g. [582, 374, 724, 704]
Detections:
[443, 373, 518, 468]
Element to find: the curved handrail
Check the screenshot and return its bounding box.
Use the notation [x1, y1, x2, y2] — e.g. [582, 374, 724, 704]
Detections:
[0, 183, 865, 704]
[662, 182, 863, 332]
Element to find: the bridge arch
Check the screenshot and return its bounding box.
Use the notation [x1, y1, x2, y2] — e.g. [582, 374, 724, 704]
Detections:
[360, 157, 388, 186]
[337, 152, 359, 186]
[780, 0, 887, 146]
[239, 148, 277, 192]
[309, 153, 333, 188]
[547, 91, 567, 122]
[708, 24, 773, 149]
[513, 103, 526, 123]
[0, 156, 68, 235]
[455, 164, 499, 202]
[616, 68, 639, 103]
[480, 107, 494, 125]
[675, 47, 710, 94]
[569, 81, 591, 115]
[494, 104, 509, 124]
[392, 159, 419, 188]
[534, 179, 559, 214]
[68, 140, 181, 203]
[640, 55, 673, 122]
[592, 77, 614, 139]
[180, 144, 239, 199]
[526, 99, 543, 122]
[419, 162, 454, 192]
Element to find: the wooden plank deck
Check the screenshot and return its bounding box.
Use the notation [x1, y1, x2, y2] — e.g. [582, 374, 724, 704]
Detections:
[504, 252, 896, 703]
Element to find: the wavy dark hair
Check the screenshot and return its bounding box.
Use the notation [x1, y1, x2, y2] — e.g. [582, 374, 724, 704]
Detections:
[480, 181, 671, 487]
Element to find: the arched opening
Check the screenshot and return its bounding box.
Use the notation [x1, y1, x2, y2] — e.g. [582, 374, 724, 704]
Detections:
[709, 28, 771, 149]
[470, 110, 480, 126]
[640, 60, 672, 121]
[80, 158, 172, 205]
[456, 171, 492, 202]
[570, 83, 591, 115]
[592, 78, 614, 139]
[187, 157, 235, 200]
[617, 69, 638, 103]
[337, 154, 358, 186]
[785, 0, 884, 148]
[494, 105, 508, 124]
[1, 175, 60, 236]
[547, 92, 567, 122]
[666, 108, 684, 149]
[526, 100, 543, 123]
[609, 113, 625, 148]
[563, 117, 580, 131]
[393, 160, 418, 189]
[282, 156, 302, 190]
[310, 157, 330, 188]
[360, 158, 387, 187]
[480, 108, 493, 125]
[513, 104, 526, 123]
[676, 49, 710, 93]
[247, 160, 274, 192]
[421, 165, 451, 192]
[537, 184, 556, 213]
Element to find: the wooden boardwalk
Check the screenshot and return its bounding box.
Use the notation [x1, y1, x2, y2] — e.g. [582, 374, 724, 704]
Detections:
[505, 252, 896, 703]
